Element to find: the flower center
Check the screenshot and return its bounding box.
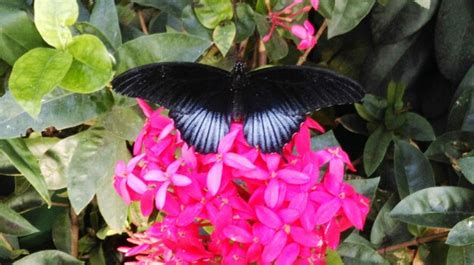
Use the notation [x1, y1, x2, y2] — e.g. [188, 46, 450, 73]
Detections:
[283, 224, 291, 234]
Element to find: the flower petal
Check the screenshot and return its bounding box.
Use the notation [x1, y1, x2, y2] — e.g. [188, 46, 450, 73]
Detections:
[223, 225, 253, 243]
[171, 174, 192, 187]
[155, 181, 170, 209]
[177, 203, 203, 226]
[143, 170, 167, 182]
[314, 198, 341, 225]
[278, 208, 300, 224]
[311, 0, 319, 10]
[275, 243, 299, 265]
[218, 129, 239, 153]
[262, 230, 287, 262]
[127, 153, 145, 172]
[224, 152, 255, 170]
[290, 226, 321, 247]
[342, 198, 364, 229]
[264, 153, 281, 172]
[207, 161, 223, 195]
[126, 174, 147, 194]
[255, 206, 283, 230]
[303, 20, 315, 35]
[140, 189, 155, 216]
[264, 179, 280, 208]
[277, 169, 310, 184]
[291, 24, 308, 39]
[166, 159, 182, 175]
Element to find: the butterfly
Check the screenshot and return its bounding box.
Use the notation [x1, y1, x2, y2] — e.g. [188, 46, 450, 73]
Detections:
[112, 61, 364, 154]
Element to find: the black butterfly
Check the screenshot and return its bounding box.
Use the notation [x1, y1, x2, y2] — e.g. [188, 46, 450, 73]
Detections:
[112, 61, 364, 154]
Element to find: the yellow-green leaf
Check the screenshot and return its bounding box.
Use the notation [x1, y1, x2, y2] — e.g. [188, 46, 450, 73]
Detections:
[34, 0, 78, 49]
[60, 35, 113, 93]
[9, 48, 72, 117]
[213, 21, 236, 56]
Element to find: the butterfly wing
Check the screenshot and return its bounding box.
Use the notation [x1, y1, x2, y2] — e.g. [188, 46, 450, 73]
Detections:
[243, 65, 364, 153]
[112, 62, 233, 153]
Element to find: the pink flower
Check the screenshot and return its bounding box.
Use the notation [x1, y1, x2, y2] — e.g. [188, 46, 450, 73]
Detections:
[114, 154, 146, 205]
[311, 0, 319, 10]
[144, 159, 192, 210]
[291, 20, 317, 50]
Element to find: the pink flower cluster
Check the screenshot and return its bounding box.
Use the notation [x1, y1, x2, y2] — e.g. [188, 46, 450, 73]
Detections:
[263, 0, 320, 50]
[115, 99, 369, 264]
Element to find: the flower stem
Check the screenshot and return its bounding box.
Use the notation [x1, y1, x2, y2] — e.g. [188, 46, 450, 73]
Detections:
[137, 9, 149, 35]
[70, 209, 79, 258]
[297, 19, 328, 66]
[258, 40, 267, 66]
[377, 231, 449, 254]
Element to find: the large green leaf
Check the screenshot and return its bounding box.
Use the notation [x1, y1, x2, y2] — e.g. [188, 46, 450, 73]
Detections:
[51, 209, 72, 254]
[194, 0, 233, 29]
[181, 5, 212, 40]
[13, 250, 83, 265]
[34, 0, 78, 49]
[458, 156, 474, 184]
[360, 30, 431, 95]
[398, 112, 435, 141]
[213, 21, 236, 56]
[390, 187, 474, 227]
[0, 203, 38, 236]
[100, 106, 145, 141]
[425, 131, 474, 163]
[254, 13, 289, 61]
[235, 3, 255, 42]
[96, 169, 129, 231]
[132, 0, 192, 17]
[0, 89, 114, 139]
[311, 130, 340, 151]
[319, 0, 336, 19]
[347, 177, 380, 201]
[9, 48, 73, 117]
[115, 33, 212, 73]
[446, 245, 474, 265]
[446, 216, 474, 246]
[66, 128, 129, 215]
[447, 66, 474, 131]
[90, 0, 122, 50]
[363, 126, 393, 176]
[327, 0, 376, 38]
[370, 195, 411, 246]
[435, 0, 474, 82]
[0, 139, 50, 204]
[60, 34, 114, 93]
[0, 6, 45, 65]
[394, 140, 435, 198]
[371, 0, 439, 44]
[338, 233, 390, 265]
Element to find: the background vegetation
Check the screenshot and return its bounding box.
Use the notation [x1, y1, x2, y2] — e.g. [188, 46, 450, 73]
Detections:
[0, 0, 473, 264]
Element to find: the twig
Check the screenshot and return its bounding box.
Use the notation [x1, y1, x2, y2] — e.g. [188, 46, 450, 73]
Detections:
[70, 209, 79, 258]
[238, 38, 249, 60]
[137, 9, 149, 35]
[377, 231, 449, 254]
[51, 202, 70, 208]
[296, 19, 328, 66]
[258, 40, 267, 66]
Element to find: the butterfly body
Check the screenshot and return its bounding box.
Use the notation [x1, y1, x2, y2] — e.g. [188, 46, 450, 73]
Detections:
[112, 62, 364, 154]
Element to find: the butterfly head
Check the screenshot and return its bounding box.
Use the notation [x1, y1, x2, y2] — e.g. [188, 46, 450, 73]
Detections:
[231, 61, 247, 76]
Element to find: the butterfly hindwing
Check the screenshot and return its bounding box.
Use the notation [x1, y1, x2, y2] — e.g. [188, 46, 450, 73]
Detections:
[243, 66, 364, 153]
[112, 62, 233, 153]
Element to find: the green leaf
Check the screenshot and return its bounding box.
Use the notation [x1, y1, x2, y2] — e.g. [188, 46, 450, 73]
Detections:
[213, 21, 236, 56]
[0, 89, 114, 139]
[435, 0, 474, 82]
[447, 245, 474, 265]
[60, 34, 114, 93]
[0, 139, 50, 205]
[67, 128, 129, 214]
[132, 0, 192, 17]
[100, 106, 145, 141]
[34, 0, 78, 49]
[235, 3, 256, 42]
[447, 216, 474, 246]
[51, 209, 72, 254]
[0, 6, 45, 65]
[398, 112, 435, 141]
[347, 177, 380, 201]
[360, 31, 430, 95]
[338, 233, 390, 265]
[363, 126, 393, 176]
[89, 245, 106, 265]
[182, 5, 212, 40]
[254, 13, 289, 61]
[414, 0, 431, 9]
[371, 0, 439, 44]
[75, 22, 116, 51]
[115, 33, 212, 73]
[194, 0, 233, 29]
[319, 0, 335, 19]
[0, 203, 38, 236]
[311, 130, 340, 151]
[447, 66, 474, 131]
[425, 131, 474, 163]
[9, 48, 73, 117]
[0, 0, 30, 9]
[326, 248, 344, 265]
[89, 0, 122, 50]
[327, 0, 376, 38]
[394, 140, 435, 198]
[458, 157, 474, 184]
[390, 187, 474, 228]
[4, 187, 45, 213]
[13, 250, 83, 265]
[362, 94, 387, 120]
[370, 195, 411, 246]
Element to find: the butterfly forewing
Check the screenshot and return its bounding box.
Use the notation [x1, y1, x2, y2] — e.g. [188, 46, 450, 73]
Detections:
[112, 62, 233, 153]
[243, 66, 364, 153]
